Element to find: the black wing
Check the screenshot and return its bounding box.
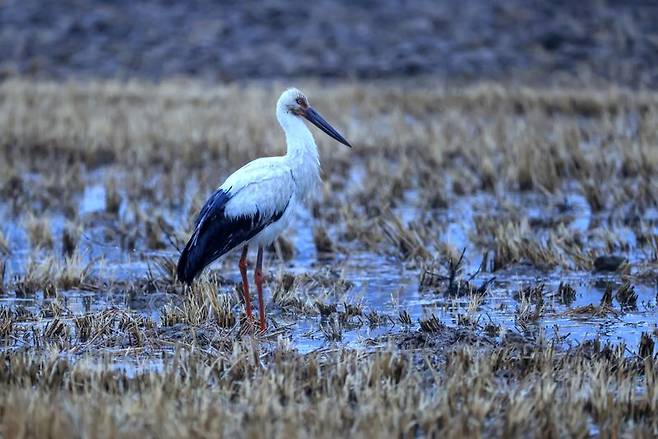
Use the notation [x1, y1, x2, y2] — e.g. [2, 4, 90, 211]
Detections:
[176, 189, 287, 284]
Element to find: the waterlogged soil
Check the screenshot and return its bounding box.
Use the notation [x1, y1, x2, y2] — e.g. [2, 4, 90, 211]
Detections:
[1, 165, 656, 367]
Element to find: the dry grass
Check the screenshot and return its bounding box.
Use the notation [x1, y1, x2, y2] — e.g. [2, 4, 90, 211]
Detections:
[1, 78, 658, 437]
[24, 213, 54, 250]
[12, 254, 91, 296]
[0, 336, 656, 437]
[2, 79, 656, 177]
[0, 228, 9, 255]
[1, 79, 657, 269]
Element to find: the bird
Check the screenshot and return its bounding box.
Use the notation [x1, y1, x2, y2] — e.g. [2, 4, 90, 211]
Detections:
[176, 88, 352, 331]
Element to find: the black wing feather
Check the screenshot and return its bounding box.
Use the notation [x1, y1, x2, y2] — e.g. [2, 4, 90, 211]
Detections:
[176, 189, 287, 284]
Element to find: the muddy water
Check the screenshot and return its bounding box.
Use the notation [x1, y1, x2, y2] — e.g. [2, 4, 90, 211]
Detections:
[1, 170, 657, 360]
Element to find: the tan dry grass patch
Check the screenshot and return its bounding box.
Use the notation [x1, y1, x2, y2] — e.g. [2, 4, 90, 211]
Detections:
[0, 336, 655, 437]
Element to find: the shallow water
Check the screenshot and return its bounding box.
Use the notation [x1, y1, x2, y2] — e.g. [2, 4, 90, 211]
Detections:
[1, 166, 657, 364]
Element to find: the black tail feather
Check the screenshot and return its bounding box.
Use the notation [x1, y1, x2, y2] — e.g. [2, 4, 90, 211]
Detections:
[176, 225, 227, 285]
[176, 238, 198, 285]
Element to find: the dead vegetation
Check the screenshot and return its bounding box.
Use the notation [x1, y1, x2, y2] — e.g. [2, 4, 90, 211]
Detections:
[616, 281, 638, 310]
[24, 213, 54, 249]
[1, 79, 656, 269]
[272, 270, 354, 316]
[1, 78, 658, 437]
[10, 255, 92, 296]
[0, 229, 9, 255]
[0, 333, 656, 437]
[420, 248, 493, 296]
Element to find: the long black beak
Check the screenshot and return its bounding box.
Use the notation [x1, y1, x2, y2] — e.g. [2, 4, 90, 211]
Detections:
[303, 107, 352, 148]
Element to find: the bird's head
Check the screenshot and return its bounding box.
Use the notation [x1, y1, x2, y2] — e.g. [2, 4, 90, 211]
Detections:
[276, 88, 352, 148]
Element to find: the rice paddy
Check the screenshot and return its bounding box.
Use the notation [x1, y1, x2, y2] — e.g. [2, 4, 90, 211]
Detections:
[1, 79, 657, 436]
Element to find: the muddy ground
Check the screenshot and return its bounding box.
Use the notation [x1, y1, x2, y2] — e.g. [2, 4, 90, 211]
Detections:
[2, 0, 658, 86]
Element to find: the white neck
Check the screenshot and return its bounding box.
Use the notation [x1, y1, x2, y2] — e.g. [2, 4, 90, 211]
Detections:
[277, 112, 313, 156]
[277, 111, 321, 203]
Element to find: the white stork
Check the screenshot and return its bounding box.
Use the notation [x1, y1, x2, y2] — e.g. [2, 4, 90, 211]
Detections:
[177, 88, 352, 331]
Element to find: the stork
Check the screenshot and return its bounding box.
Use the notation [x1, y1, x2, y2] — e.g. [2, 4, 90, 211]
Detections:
[176, 88, 352, 331]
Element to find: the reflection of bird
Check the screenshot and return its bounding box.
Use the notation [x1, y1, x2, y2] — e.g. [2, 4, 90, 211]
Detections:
[177, 88, 352, 331]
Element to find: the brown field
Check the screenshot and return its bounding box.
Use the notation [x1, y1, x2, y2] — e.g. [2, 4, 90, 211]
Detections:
[0, 79, 657, 437]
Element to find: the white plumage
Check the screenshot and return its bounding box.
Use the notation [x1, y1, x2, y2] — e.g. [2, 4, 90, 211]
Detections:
[177, 88, 351, 331]
[221, 156, 298, 247]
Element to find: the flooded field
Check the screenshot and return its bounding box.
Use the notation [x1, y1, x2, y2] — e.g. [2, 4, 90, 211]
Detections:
[2, 174, 657, 355]
[1, 80, 657, 436]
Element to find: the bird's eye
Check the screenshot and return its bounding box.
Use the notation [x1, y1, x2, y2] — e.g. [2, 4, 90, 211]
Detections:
[296, 97, 304, 106]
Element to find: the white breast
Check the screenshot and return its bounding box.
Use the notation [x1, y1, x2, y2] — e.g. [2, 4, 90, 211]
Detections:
[247, 200, 296, 247]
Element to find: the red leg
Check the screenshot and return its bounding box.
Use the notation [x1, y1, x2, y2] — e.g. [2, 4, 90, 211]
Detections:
[255, 245, 267, 332]
[239, 246, 254, 321]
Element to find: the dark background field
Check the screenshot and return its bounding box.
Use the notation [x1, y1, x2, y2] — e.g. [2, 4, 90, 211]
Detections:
[2, 0, 658, 86]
